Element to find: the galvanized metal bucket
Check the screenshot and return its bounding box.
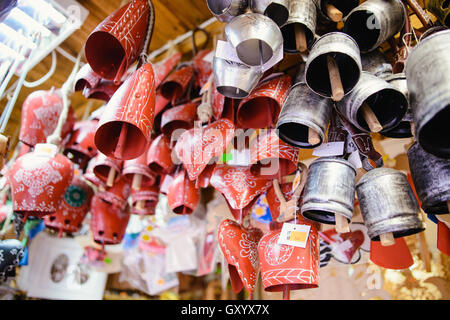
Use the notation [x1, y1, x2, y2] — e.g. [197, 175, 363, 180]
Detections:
[405, 29, 450, 159]
[207, 0, 248, 22]
[280, 0, 317, 53]
[343, 0, 405, 53]
[356, 168, 425, 241]
[305, 32, 362, 99]
[301, 157, 356, 224]
[407, 142, 450, 215]
[225, 12, 283, 66]
[335, 71, 408, 133]
[250, 0, 290, 26]
[276, 81, 332, 149]
[213, 56, 263, 99]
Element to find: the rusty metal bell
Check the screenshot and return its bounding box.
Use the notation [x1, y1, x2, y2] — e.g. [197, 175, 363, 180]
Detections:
[305, 32, 362, 99]
[276, 77, 332, 149]
[407, 142, 450, 215]
[356, 168, 425, 242]
[343, 0, 405, 53]
[301, 157, 356, 225]
[250, 0, 290, 26]
[280, 0, 317, 53]
[405, 29, 450, 159]
[336, 72, 408, 133]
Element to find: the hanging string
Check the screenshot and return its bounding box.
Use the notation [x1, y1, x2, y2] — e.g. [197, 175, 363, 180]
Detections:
[46, 50, 83, 146]
[139, 0, 156, 67]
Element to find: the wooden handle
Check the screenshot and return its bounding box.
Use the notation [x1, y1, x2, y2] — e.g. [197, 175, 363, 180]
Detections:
[115, 123, 128, 159]
[132, 173, 143, 191]
[136, 200, 146, 211]
[283, 285, 290, 300]
[380, 232, 395, 247]
[0, 134, 8, 156]
[294, 24, 308, 53]
[308, 127, 321, 146]
[335, 214, 350, 233]
[417, 231, 431, 272]
[361, 103, 383, 132]
[326, 3, 343, 22]
[106, 167, 116, 187]
[327, 55, 345, 102]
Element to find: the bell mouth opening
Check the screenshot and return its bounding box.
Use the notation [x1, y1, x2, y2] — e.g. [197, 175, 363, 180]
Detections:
[325, 0, 359, 17]
[372, 227, 425, 242]
[250, 159, 296, 179]
[281, 23, 314, 53]
[63, 149, 91, 168]
[302, 210, 338, 224]
[306, 52, 360, 97]
[418, 106, 450, 158]
[161, 120, 193, 137]
[265, 4, 289, 26]
[445, 14, 450, 27]
[172, 205, 193, 215]
[75, 79, 92, 92]
[236, 39, 273, 66]
[343, 10, 381, 53]
[148, 162, 169, 175]
[85, 31, 126, 81]
[381, 121, 413, 139]
[207, 0, 233, 16]
[277, 123, 322, 149]
[217, 86, 250, 99]
[160, 82, 183, 101]
[264, 283, 318, 292]
[86, 90, 112, 102]
[423, 201, 450, 215]
[95, 121, 148, 161]
[356, 89, 408, 132]
[94, 165, 118, 183]
[238, 97, 278, 128]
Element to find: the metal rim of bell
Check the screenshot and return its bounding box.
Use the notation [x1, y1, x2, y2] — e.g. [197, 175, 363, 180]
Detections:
[305, 31, 362, 99]
[250, 0, 290, 26]
[212, 56, 263, 99]
[356, 168, 425, 241]
[206, 0, 248, 23]
[336, 71, 408, 133]
[301, 157, 356, 224]
[276, 82, 331, 149]
[343, 0, 405, 53]
[405, 28, 450, 159]
[225, 12, 283, 67]
[407, 142, 450, 215]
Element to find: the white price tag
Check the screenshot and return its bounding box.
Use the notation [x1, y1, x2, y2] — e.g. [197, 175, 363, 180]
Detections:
[34, 143, 58, 157]
[348, 151, 363, 169]
[312, 141, 345, 157]
[278, 223, 311, 248]
[215, 40, 283, 72]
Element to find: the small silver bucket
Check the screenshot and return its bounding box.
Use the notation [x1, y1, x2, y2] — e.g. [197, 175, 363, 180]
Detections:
[336, 71, 408, 133]
[405, 29, 450, 159]
[280, 0, 317, 53]
[206, 0, 248, 23]
[301, 157, 356, 224]
[356, 168, 425, 241]
[343, 0, 405, 53]
[305, 32, 362, 99]
[225, 12, 283, 67]
[276, 81, 332, 149]
[250, 0, 290, 26]
[213, 56, 263, 99]
[407, 142, 450, 215]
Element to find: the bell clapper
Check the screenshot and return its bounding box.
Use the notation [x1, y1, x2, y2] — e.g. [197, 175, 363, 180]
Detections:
[361, 103, 383, 132]
[0, 134, 9, 156]
[114, 59, 127, 85]
[447, 200, 450, 213]
[106, 167, 116, 187]
[283, 285, 290, 300]
[325, 3, 343, 22]
[380, 232, 395, 246]
[294, 24, 308, 53]
[115, 123, 129, 159]
[136, 200, 146, 211]
[326, 55, 345, 102]
[335, 214, 350, 233]
[132, 173, 143, 191]
[308, 127, 320, 145]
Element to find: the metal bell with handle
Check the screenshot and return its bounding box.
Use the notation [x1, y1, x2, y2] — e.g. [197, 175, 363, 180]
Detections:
[250, 0, 290, 26]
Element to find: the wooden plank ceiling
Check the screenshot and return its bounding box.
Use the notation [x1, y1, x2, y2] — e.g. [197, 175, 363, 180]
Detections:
[0, 0, 222, 148]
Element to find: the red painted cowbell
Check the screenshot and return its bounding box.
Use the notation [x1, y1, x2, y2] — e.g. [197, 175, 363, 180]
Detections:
[160, 65, 195, 101]
[84, 0, 152, 83]
[95, 63, 156, 160]
[97, 176, 131, 210]
[167, 169, 200, 215]
[123, 147, 156, 187]
[146, 134, 175, 174]
[93, 153, 123, 186]
[131, 184, 159, 215]
[160, 102, 198, 137]
[63, 120, 99, 169]
[154, 51, 182, 88]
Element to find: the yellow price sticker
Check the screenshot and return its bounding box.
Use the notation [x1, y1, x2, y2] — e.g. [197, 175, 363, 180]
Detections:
[289, 231, 307, 243]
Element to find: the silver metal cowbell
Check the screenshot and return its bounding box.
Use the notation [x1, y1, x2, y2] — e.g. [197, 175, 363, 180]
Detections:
[356, 168, 425, 241]
[250, 0, 290, 26]
[301, 157, 356, 225]
[407, 142, 450, 215]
